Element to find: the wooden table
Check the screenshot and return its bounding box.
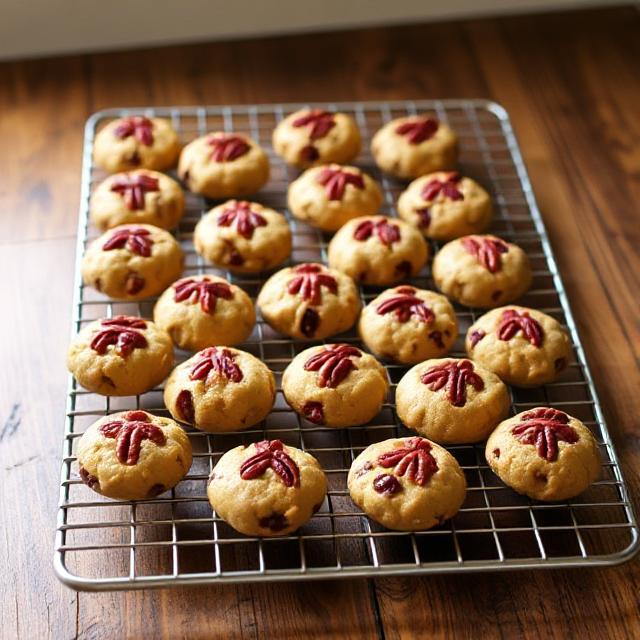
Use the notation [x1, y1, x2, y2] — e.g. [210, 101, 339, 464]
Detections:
[1, 6, 638, 638]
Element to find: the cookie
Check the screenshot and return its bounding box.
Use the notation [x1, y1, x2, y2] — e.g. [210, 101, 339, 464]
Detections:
[486, 408, 601, 501]
[397, 172, 492, 241]
[287, 164, 383, 231]
[194, 200, 291, 273]
[282, 344, 389, 427]
[164, 347, 275, 432]
[327, 215, 429, 285]
[178, 132, 269, 199]
[67, 315, 174, 396]
[89, 170, 185, 232]
[272, 108, 361, 168]
[77, 410, 192, 501]
[432, 235, 532, 308]
[371, 115, 458, 180]
[207, 440, 327, 536]
[396, 358, 510, 443]
[358, 286, 458, 364]
[81, 224, 183, 300]
[154, 275, 255, 351]
[257, 263, 360, 340]
[348, 437, 466, 531]
[466, 306, 572, 387]
[93, 116, 181, 174]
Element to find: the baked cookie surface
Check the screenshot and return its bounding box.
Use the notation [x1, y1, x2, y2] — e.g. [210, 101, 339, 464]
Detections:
[257, 263, 361, 340]
[432, 235, 532, 308]
[194, 200, 291, 273]
[466, 306, 572, 387]
[397, 172, 492, 241]
[272, 109, 361, 168]
[67, 315, 174, 396]
[90, 170, 185, 231]
[348, 437, 466, 531]
[327, 215, 429, 285]
[486, 408, 601, 501]
[77, 410, 192, 501]
[371, 116, 458, 180]
[358, 286, 458, 364]
[94, 116, 181, 174]
[81, 223, 183, 300]
[396, 358, 510, 443]
[164, 347, 275, 432]
[178, 132, 269, 199]
[154, 275, 255, 351]
[287, 164, 383, 231]
[282, 344, 389, 428]
[208, 440, 327, 536]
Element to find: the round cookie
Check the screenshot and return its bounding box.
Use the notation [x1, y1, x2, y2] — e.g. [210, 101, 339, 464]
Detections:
[154, 275, 255, 351]
[272, 108, 361, 168]
[486, 408, 601, 501]
[396, 358, 510, 444]
[81, 224, 183, 300]
[257, 263, 360, 340]
[208, 439, 327, 536]
[76, 410, 192, 501]
[178, 132, 269, 199]
[67, 315, 174, 396]
[94, 116, 181, 174]
[282, 344, 389, 428]
[371, 115, 458, 180]
[90, 170, 185, 232]
[358, 286, 458, 364]
[433, 235, 532, 308]
[164, 347, 275, 432]
[327, 215, 429, 285]
[348, 437, 466, 531]
[466, 306, 572, 387]
[397, 172, 492, 241]
[287, 164, 383, 231]
[194, 200, 291, 273]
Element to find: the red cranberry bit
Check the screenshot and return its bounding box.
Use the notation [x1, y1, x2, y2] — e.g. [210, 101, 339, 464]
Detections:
[129, 151, 141, 166]
[353, 219, 401, 247]
[511, 408, 579, 462]
[114, 116, 154, 146]
[421, 172, 463, 202]
[377, 437, 439, 486]
[300, 308, 320, 338]
[316, 167, 365, 201]
[395, 260, 412, 278]
[126, 274, 145, 295]
[461, 236, 509, 274]
[299, 145, 320, 163]
[110, 174, 160, 211]
[217, 201, 267, 239]
[428, 330, 445, 349]
[395, 117, 439, 144]
[493, 448, 500, 459]
[259, 513, 289, 532]
[304, 344, 362, 388]
[492, 290, 503, 302]
[90, 317, 148, 357]
[534, 471, 548, 483]
[174, 278, 233, 314]
[190, 347, 243, 383]
[376, 290, 434, 324]
[292, 109, 336, 140]
[102, 227, 154, 257]
[287, 263, 338, 305]
[469, 329, 486, 348]
[416, 208, 431, 229]
[79, 466, 99, 489]
[373, 474, 403, 496]
[99, 414, 166, 465]
[176, 389, 195, 423]
[303, 401, 325, 425]
[207, 134, 250, 162]
[240, 440, 300, 488]
[497, 309, 544, 347]
[420, 360, 484, 407]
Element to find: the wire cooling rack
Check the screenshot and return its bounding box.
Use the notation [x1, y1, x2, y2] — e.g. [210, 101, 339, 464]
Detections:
[55, 100, 638, 591]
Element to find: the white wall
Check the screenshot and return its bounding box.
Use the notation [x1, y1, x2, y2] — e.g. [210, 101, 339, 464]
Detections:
[0, 0, 614, 60]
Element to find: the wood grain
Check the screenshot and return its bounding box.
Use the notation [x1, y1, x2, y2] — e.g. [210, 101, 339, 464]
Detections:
[0, 6, 638, 639]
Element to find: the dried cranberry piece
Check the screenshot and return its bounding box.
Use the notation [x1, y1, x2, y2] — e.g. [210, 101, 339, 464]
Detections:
[395, 117, 439, 144]
[395, 260, 412, 278]
[512, 408, 579, 462]
[376, 290, 434, 324]
[217, 201, 267, 239]
[416, 208, 431, 228]
[303, 401, 325, 425]
[304, 344, 362, 388]
[207, 134, 250, 162]
[469, 330, 486, 347]
[102, 227, 153, 257]
[420, 360, 484, 407]
[292, 109, 336, 140]
[189, 347, 243, 383]
[114, 116, 154, 146]
[316, 167, 365, 201]
[110, 174, 160, 211]
[176, 389, 195, 423]
[240, 440, 300, 487]
[90, 317, 148, 357]
[534, 471, 548, 483]
[299, 145, 320, 163]
[461, 236, 509, 273]
[129, 151, 141, 166]
[79, 466, 100, 489]
[428, 330, 445, 349]
[300, 308, 319, 338]
[421, 172, 463, 202]
[497, 309, 544, 347]
[373, 474, 403, 496]
[173, 278, 233, 314]
[99, 414, 166, 465]
[377, 437, 439, 486]
[287, 263, 338, 305]
[493, 448, 500, 459]
[259, 513, 289, 532]
[126, 274, 145, 295]
[353, 219, 401, 247]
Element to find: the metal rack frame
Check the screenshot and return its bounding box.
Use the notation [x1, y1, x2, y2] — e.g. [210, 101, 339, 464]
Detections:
[54, 100, 638, 591]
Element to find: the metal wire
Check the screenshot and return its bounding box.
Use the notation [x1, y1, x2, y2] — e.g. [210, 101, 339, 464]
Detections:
[54, 100, 638, 591]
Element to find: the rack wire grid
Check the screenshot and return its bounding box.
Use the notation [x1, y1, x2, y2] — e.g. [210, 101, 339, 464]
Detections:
[55, 99, 639, 591]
